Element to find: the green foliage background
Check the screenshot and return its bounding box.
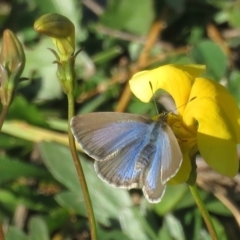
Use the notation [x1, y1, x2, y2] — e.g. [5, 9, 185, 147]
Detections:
[0, 0, 240, 239]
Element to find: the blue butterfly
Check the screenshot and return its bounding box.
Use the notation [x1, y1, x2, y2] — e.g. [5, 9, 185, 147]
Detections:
[71, 112, 182, 203]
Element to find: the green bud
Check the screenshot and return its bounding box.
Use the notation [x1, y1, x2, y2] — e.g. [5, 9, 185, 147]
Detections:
[0, 30, 25, 77]
[0, 29, 25, 105]
[34, 13, 75, 61]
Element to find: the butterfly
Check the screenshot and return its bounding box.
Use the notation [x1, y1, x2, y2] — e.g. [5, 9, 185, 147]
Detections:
[70, 112, 182, 203]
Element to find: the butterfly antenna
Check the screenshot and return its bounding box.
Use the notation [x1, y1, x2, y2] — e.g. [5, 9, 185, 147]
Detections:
[175, 96, 197, 111]
[149, 81, 159, 114]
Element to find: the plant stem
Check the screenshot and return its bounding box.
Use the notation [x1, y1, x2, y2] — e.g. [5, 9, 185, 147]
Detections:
[0, 105, 8, 131]
[0, 106, 8, 240]
[189, 184, 218, 240]
[67, 93, 97, 240]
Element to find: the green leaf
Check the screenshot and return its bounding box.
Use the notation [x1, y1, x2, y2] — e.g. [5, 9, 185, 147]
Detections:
[56, 190, 138, 227]
[5, 226, 28, 240]
[46, 118, 68, 132]
[55, 191, 86, 218]
[0, 155, 51, 183]
[97, 227, 131, 240]
[212, 216, 228, 240]
[92, 46, 123, 64]
[228, 70, 240, 105]
[228, 6, 240, 28]
[0, 133, 31, 150]
[23, 38, 62, 100]
[191, 40, 228, 80]
[191, 209, 204, 240]
[0, 190, 19, 211]
[39, 142, 132, 225]
[28, 216, 50, 240]
[56, 191, 157, 239]
[9, 184, 56, 212]
[158, 226, 173, 240]
[164, 214, 186, 240]
[7, 95, 48, 127]
[154, 184, 189, 215]
[43, 208, 69, 232]
[119, 207, 157, 240]
[205, 198, 231, 216]
[159, 213, 187, 240]
[188, 27, 204, 45]
[176, 189, 208, 210]
[39, 142, 160, 239]
[100, 0, 154, 35]
[79, 93, 109, 114]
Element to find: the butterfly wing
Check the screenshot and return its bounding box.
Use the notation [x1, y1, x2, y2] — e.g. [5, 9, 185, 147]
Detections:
[71, 112, 154, 188]
[160, 125, 182, 184]
[143, 123, 182, 203]
[94, 140, 146, 188]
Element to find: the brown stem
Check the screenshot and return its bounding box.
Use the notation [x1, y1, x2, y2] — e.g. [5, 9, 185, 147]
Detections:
[115, 19, 165, 112]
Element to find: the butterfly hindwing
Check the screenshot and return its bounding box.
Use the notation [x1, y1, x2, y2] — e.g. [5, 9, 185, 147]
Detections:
[142, 122, 182, 202]
[142, 121, 167, 202]
[160, 125, 182, 184]
[95, 140, 146, 188]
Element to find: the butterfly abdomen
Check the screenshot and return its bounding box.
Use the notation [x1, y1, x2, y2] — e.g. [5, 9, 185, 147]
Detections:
[134, 120, 165, 170]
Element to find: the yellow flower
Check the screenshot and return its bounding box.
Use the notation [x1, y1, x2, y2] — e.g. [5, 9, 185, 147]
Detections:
[129, 64, 240, 183]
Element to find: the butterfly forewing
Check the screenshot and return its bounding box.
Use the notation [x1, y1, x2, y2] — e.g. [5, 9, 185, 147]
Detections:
[71, 112, 152, 161]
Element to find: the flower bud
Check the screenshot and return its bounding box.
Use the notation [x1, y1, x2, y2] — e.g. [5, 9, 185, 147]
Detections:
[34, 13, 75, 61]
[0, 29, 25, 105]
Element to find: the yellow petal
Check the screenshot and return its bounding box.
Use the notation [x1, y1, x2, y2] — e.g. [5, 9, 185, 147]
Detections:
[180, 77, 240, 177]
[184, 78, 240, 142]
[129, 64, 205, 116]
[197, 132, 238, 177]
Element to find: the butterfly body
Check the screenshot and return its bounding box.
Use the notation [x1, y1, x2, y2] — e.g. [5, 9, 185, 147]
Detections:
[71, 112, 182, 203]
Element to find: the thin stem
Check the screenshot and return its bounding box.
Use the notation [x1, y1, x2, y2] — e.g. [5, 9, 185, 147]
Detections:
[189, 184, 218, 240]
[0, 105, 9, 131]
[67, 93, 97, 240]
[0, 106, 8, 240]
